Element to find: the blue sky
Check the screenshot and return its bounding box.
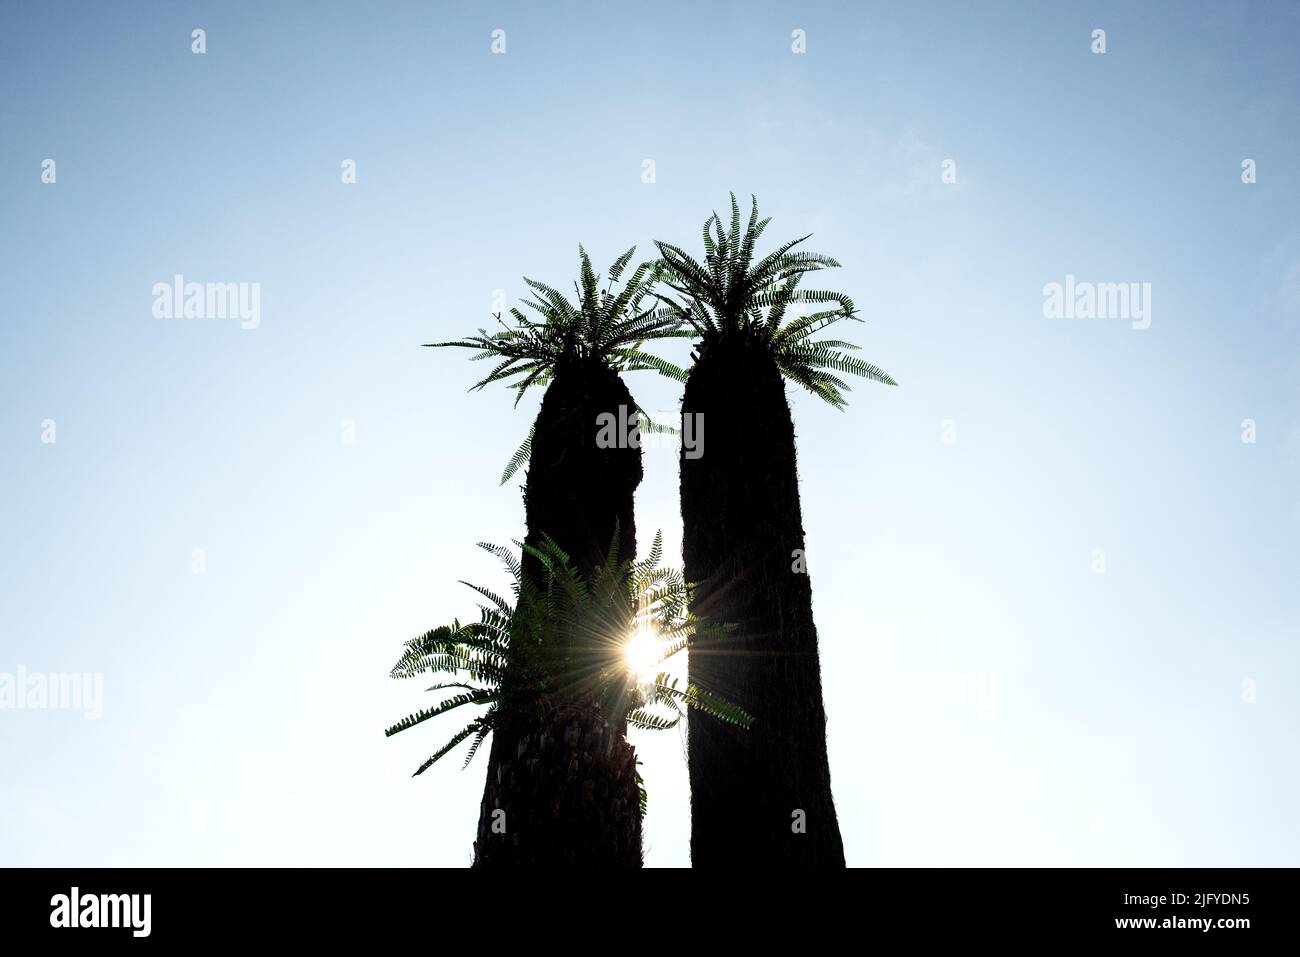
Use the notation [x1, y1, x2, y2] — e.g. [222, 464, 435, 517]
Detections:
[1, 0, 1297, 866]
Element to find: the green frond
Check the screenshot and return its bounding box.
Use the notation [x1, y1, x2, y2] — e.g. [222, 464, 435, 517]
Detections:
[778, 360, 850, 410]
[654, 195, 894, 410]
[626, 709, 680, 731]
[498, 424, 534, 486]
[429, 248, 686, 410]
[643, 529, 663, 570]
[650, 679, 753, 729]
[780, 343, 898, 387]
[634, 404, 680, 437]
[477, 540, 523, 584]
[615, 349, 689, 384]
[390, 624, 460, 679]
[461, 720, 493, 770]
[384, 691, 494, 738]
[457, 581, 513, 617]
[608, 245, 637, 283]
[387, 527, 752, 783]
[727, 192, 742, 256]
[413, 724, 481, 776]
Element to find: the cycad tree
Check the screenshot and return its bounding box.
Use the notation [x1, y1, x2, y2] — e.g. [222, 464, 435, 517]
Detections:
[386, 533, 750, 866]
[655, 195, 896, 867]
[428, 247, 684, 587]
[426, 247, 687, 855]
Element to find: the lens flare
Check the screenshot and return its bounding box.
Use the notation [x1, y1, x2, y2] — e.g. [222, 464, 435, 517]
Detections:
[623, 627, 661, 681]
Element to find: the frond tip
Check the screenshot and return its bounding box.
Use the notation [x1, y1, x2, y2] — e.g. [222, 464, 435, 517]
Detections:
[500, 424, 534, 486]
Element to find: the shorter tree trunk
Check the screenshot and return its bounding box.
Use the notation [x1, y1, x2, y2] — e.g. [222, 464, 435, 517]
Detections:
[521, 354, 642, 588]
[474, 355, 644, 863]
[473, 698, 642, 868]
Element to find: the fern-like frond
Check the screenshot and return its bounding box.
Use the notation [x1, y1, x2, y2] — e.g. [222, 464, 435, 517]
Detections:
[384, 691, 495, 738]
[655, 196, 897, 408]
[477, 540, 523, 585]
[388, 528, 751, 783]
[635, 405, 680, 437]
[413, 724, 480, 776]
[499, 424, 533, 486]
[615, 349, 689, 384]
[429, 247, 686, 406]
[626, 708, 680, 731]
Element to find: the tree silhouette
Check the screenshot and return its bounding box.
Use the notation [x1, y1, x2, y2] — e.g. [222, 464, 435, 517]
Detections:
[425, 248, 688, 861]
[656, 195, 896, 867]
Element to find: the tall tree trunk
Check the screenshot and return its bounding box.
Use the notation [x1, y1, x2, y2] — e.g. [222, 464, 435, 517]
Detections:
[473, 354, 644, 867]
[473, 697, 642, 868]
[681, 333, 846, 867]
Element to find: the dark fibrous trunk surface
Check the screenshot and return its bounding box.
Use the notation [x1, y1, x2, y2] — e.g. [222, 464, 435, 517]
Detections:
[473, 354, 644, 867]
[521, 354, 642, 588]
[473, 697, 643, 868]
[682, 332, 845, 867]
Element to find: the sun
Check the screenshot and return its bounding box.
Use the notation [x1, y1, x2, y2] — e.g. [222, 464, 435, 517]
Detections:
[623, 627, 661, 681]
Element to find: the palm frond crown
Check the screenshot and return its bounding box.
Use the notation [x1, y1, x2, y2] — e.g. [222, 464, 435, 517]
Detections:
[655, 194, 898, 408]
[425, 246, 691, 407]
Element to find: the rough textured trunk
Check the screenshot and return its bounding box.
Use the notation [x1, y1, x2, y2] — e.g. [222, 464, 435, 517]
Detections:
[521, 354, 641, 587]
[473, 698, 642, 868]
[682, 333, 845, 867]
[473, 354, 644, 867]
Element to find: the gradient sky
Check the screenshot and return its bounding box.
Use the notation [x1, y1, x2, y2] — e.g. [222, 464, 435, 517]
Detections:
[2, 1, 1297, 867]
